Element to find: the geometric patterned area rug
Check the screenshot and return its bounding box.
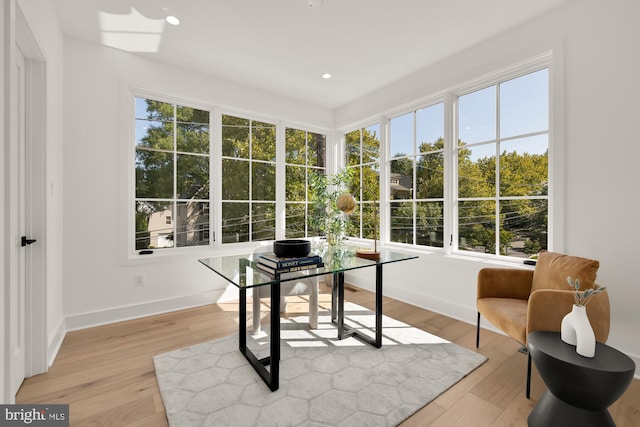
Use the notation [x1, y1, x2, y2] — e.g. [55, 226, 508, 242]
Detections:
[153, 303, 487, 427]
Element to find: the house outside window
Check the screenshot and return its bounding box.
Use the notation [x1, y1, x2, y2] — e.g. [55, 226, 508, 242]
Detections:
[134, 97, 210, 250]
[389, 102, 445, 247]
[221, 114, 276, 243]
[455, 68, 549, 257]
[345, 124, 380, 239]
[284, 128, 326, 238]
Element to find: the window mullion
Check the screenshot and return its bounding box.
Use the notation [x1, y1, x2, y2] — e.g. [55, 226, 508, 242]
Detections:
[412, 111, 417, 246]
[495, 84, 501, 256]
[445, 92, 455, 254]
[173, 104, 178, 247]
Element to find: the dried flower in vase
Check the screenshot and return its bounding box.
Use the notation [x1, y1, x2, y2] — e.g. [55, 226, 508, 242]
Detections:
[567, 276, 606, 307]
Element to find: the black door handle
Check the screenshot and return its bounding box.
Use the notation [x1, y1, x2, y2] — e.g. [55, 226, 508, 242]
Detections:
[21, 236, 37, 247]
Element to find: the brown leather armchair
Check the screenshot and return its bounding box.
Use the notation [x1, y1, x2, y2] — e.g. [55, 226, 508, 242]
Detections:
[476, 251, 610, 398]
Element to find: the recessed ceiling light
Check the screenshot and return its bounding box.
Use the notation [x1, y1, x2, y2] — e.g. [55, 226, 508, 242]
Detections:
[322, 73, 332, 79]
[165, 15, 180, 26]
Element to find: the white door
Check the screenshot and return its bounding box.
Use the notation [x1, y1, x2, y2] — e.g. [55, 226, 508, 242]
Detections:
[9, 45, 28, 396]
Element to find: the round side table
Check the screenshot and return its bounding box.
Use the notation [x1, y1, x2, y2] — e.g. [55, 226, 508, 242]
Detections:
[527, 331, 635, 427]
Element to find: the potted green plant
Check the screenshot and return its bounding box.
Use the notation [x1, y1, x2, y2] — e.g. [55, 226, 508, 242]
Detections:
[307, 167, 356, 248]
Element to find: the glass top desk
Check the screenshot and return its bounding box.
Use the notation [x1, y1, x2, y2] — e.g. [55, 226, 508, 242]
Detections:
[199, 247, 418, 391]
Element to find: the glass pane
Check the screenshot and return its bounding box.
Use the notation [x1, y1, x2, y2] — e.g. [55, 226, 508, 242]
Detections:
[499, 135, 548, 197]
[252, 203, 276, 241]
[458, 200, 496, 254]
[362, 124, 380, 164]
[135, 97, 151, 119]
[177, 104, 209, 124]
[459, 86, 496, 145]
[252, 120, 276, 161]
[500, 69, 548, 138]
[136, 119, 173, 150]
[390, 158, 412, 203]
[416, 152, 444, 199]
[285, 128, 306, 165]
[137, 98, 173, 122]
[222, 115, 249, 158]
[361, 165, 379, 201]
[345, 130, 360, 166]
[175, 201, 210, 247]
[390, 112, 413, 158]
[416, 201, 444, 247]
[222, 202, 249, 243]
[308, 132, 326, 167]
[135, 201, 173, 250]
[222, 159, 249, 200]
[176, 106, 209, 154]
[285, 203, 306, 238]
[286, 165, 306, 201]
[177, 154, 209, 199]
[390, 201, 413, 244]
[500, 199, 548, 257]
[350, 166, 362, 201]
[457, 143, 496, 198]
[135, 149, 173, 198]
[345, 208, 360, 238]
[362, 202, 380, 240]
[416, 103, 444, 151]
[252, 162, 276, 201]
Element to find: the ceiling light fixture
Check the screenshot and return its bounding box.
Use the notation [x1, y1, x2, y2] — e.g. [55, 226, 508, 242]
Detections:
[165, 15, 180, 25]
[322, 73, 332, 79]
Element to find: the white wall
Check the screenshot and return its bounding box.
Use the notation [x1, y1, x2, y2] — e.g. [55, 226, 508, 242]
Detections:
[62, 36, 333, 328]
[339, 0, 640, 371]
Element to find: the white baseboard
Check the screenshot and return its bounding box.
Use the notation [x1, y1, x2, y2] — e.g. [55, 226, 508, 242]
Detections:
[344, 271, 482, 327]
[47, 317, 66, 368]
[65, 290, 226, 332]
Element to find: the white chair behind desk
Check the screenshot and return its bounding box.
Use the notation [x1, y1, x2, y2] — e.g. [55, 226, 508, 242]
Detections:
[251, 245, 319, 335]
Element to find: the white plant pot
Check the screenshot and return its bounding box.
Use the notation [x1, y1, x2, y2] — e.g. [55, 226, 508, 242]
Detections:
[561, 304, 596, 357]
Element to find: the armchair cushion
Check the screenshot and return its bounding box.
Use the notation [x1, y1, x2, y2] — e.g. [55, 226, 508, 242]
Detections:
[477, 268, 533, 300]
[531, 251, 599, 292]
[477, 297, 529, 344]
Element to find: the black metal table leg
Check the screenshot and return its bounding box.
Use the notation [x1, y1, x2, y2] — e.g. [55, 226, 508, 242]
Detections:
[331, 272, 338, 323]
[332, 264, 383, 348]
[237, 259, 280, 391]
[374, 263, 383, 347]
[337, 272, 345, 339]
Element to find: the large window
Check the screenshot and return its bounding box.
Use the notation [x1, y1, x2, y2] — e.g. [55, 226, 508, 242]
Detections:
[221, 114, 276, 243]
[345, 125, 380, 239]
[134, 97, 210, 250]
[456, 68, 549, 257]
[130, 58, 550, 260]
[389, 103, 445, 247]
[284, 128, 326, 238]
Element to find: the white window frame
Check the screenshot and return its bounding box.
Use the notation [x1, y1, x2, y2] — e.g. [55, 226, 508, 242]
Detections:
[386, 99, 446, 249]
[125, 87, 215, 260]
[342, 52, 557, 262]
[451, 57, 553, 260]
[219, 112, 278, 244]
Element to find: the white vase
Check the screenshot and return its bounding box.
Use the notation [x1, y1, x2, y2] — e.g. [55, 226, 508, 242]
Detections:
[561, 304, 596, 357]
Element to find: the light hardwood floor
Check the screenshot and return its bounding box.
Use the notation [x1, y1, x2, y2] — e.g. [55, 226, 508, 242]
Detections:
[17, 284, 640, 426]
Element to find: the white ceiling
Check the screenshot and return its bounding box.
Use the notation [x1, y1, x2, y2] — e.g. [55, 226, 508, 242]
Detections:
[53, 0, 571, 109]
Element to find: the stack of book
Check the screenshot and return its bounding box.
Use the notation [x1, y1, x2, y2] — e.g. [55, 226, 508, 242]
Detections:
[255, 253, 324, 276]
